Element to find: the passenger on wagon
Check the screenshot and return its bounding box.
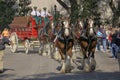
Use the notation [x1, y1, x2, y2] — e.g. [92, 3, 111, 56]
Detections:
[38, 8, 42, 25]
[41, 7, 52, 36]
[31, 6, 40, 25]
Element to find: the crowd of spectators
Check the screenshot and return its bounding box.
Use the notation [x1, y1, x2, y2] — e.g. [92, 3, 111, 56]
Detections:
[96, 25, 120, 59]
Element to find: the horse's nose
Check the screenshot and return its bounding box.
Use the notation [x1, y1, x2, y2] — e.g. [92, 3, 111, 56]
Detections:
[90, 28, 94, 35]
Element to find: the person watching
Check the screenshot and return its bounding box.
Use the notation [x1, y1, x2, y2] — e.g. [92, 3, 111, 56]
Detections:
[41, 7, 51, 36]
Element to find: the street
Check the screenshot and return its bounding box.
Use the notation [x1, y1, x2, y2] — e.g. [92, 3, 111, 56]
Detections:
[0, 46, 120, 80]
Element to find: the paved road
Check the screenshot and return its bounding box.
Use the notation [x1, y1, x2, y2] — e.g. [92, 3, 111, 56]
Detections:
[0, 46, 120, 80]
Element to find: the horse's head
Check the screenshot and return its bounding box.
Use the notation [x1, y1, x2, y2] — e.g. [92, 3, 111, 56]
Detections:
[87, 18, 95, 36]
[77, 18, 83, 29]
[62, 18, 71, 37]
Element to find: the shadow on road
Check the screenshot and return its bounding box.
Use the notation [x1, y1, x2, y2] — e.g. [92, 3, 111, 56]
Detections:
[0, 74, 15, 79]
[13, 50, 39, 54]
[3, 68, 15, 72]
[13, 71, 120, 80]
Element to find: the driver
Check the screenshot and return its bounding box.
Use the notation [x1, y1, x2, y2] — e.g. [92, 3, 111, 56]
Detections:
[41, 7, 51, 36]
[31, 6, 40, 26]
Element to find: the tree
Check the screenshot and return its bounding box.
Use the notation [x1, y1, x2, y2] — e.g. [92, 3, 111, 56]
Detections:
[18, 0, 31, 16]
[56, 0, 70, 14]
[69, 0, 79, 24]
[56, 0, 100, 25]
[109, 0, 120, 27]
[56, 0, 79, 24]
[0, 0, 17, 30]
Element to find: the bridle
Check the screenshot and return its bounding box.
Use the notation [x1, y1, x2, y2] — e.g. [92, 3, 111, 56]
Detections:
[62, 19, 72, 37]
[87, 19, 95, 36]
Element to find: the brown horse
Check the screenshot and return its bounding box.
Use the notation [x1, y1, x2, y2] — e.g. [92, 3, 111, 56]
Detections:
[72, 18, 83, 51]
[54, 18, 74, 73]
[38, 20, 54, 57]
[77, 18, 97, 72]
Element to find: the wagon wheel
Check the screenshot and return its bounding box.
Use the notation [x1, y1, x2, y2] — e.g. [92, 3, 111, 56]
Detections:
[10, 32, 18, 53]
[24, 39, 30, 54]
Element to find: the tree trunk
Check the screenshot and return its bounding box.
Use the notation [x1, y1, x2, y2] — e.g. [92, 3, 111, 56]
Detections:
[56, 0, 79, 24]
[69, 0, 79, 24]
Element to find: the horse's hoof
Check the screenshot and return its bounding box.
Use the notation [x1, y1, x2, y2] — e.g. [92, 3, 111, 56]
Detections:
[60, 70, 65, 73]
[38, 51, 42, 55]
[84, 65, 90, 72]
[90, 58, 96, 71]
[42, 52, 47, 56]
[65, 65, 71, 73]
[80, 59, 84, 70]
[78, 66, 84, 70]
[84, 59, 90, 72]
[91, 65, 96, 71]
[65, 69, 71, 73]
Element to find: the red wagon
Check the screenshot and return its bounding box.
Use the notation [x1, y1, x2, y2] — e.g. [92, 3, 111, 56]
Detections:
[9, 16, 53, 54]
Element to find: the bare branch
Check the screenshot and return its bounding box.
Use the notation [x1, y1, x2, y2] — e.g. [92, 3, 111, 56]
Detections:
[56, 0, 71, 14]
[109, 0, 117, 13]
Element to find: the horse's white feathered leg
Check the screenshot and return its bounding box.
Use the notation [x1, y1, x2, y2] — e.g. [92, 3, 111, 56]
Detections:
[65, 55, 71, 73]
[60, 60, 65, 73]
[54, 48, 61, 61]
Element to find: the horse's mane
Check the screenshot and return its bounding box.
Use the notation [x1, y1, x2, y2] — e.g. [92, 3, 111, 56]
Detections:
[83, 18, 89, 29]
